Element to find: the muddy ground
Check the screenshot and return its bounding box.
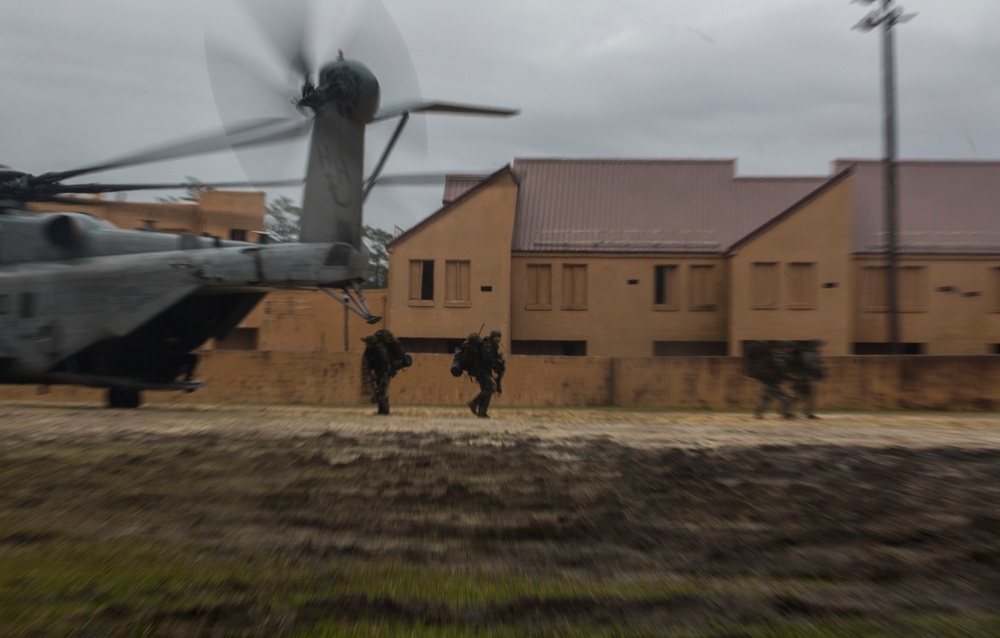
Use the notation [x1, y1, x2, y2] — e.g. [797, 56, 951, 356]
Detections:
[2, 402, 1000, 635]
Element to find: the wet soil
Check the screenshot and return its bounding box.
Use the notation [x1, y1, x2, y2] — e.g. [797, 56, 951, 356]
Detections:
[1, 403, 999, 635]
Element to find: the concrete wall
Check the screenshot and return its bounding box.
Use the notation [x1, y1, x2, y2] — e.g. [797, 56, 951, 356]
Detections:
[4, 352, 999, 411]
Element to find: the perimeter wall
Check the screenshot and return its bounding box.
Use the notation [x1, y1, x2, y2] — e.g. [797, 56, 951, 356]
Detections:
[2, 354, 999, 411]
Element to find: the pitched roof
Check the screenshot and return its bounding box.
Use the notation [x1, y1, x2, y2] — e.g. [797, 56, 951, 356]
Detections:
[434, 158, 1000, 257]
[835, 159, 1000, 254]
[388, 165, 516, 249]
[509, 159, 827, 253]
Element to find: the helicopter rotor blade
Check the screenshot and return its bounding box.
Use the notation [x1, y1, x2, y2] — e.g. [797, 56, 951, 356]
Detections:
[204, 39, 304, 123]
[43, 177, 306, 196]
[36, 118, 313, 185]
[367, 172, 448, 186]
[234, 0, 315, 81]
[373, 101, 520, 122]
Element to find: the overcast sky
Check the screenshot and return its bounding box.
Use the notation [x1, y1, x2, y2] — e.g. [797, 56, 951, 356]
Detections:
[2, 0, 998, 234]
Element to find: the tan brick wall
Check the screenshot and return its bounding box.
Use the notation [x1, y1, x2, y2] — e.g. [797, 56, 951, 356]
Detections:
[4, 353, 999, 411]
[853, 255, 1000, 353]
[729, 175, 855, 354]
[510, 254, 728, 356]
[387, 173, 519, 343]
[232, 290, 390, 352]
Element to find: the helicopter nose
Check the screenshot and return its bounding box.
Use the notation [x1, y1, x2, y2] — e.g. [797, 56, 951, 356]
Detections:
[317, 59, 381, 123]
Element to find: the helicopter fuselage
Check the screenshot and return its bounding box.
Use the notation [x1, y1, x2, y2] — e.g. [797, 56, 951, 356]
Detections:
[0, 208, 368, 390]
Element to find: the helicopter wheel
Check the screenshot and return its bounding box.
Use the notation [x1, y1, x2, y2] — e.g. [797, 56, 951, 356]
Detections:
[107, 388, 142, 409]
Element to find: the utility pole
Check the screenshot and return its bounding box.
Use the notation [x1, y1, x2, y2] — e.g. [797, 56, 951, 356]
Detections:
[852, 0, 916, 354]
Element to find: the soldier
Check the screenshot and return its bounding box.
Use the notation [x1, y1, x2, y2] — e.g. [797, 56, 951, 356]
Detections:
[747, 340, 794, 419]
[467, 329, 505, 418]
[361, 329, 411, 416]
[789, 340, 825, 419]
[361, 334, 391, 415]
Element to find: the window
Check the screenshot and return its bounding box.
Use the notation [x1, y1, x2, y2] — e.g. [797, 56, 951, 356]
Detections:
[860, 266, 887, 311]
[861, 265, 927, 312]
[653, 341, 728, 356]
[689, 265, 717, 311]
[445, 260, 471, 307]
[408, 260, 434, 304]
[786, 262, 817, 309]
[991, 268, 1000, 312]
[654, 265, 678, 309]
[561, 264, 588, 310]
[750, 262, 779, 309]
[526, 264, 552, 309]
[229, 229, 248, 241]
[0, 294, 7, 316]
[215, 327, 259, 350]
[899, 266, 927, 311]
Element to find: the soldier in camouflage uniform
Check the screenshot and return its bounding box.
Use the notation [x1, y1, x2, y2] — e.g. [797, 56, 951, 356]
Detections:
[788, 340, 825, 419]
[361, 333, 391, 415]
[749, 340, 794, 419]
[467, 329, 505, 418]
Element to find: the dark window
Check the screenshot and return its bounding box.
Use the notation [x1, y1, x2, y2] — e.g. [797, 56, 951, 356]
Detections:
[229, 229, 248, 241]
[654, 265, 678, 306]
[215, 327, 259, 351]
[0, 294, 7, 315]
[653, 341, 729, 356]
[852, 342, 924, 355]
[399, 337, 455, 354]
[511, 340, 587, 356]
[19, 293, 35, 319]
[408, 260, 435, 302]
[420, 261, 434, 300]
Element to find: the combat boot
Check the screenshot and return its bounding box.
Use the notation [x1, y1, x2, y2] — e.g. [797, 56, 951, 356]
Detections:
[377, 399, 390, 416]
[467, 397, 480, 416]
[477, 394, 491, 418]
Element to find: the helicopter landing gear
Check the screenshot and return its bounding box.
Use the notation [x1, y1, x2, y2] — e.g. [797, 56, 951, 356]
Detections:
[107, 388, 142, 409]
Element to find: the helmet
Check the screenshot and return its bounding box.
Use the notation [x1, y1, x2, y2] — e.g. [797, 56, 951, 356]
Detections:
[490, 330, 502, 338]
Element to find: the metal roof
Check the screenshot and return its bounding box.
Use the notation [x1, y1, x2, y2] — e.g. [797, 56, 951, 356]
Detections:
[509, 159, 827, 253]
[835, 160, 1000, 254]
[438, 158, 1000, 256]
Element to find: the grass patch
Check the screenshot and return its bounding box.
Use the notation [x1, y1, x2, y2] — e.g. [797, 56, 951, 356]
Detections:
[3, 535, 997, 636]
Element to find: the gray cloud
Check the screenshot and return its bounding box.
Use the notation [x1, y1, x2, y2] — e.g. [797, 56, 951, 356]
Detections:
[2, 0, 997, 233]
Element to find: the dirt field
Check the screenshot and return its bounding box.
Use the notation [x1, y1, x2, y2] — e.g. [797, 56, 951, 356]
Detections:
[2, 402, 1000, 636]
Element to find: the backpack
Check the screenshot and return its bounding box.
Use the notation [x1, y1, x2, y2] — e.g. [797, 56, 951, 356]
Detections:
[376, 329, 409, 371]
[744, 340, 777, 380]
[368, 330, 412, 374]
[801, 348, 824, 379]
[362, 338, 389, 374]
[456, 333, 484, 374]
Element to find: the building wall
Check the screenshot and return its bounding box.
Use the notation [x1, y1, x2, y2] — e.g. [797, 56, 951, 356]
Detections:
[224, 289, 389, 353]
[853, 255, 1000, 354]
[386, 173, 519, 348]
[510, 253, 728, 356]
[728, 174, 854, 354]
[4, 352, 1000, 411]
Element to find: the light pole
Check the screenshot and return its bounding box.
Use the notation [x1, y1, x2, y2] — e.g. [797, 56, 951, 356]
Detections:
[852, 0, 916, 355]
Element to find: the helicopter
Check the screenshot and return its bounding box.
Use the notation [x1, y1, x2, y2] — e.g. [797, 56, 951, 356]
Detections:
[0, 3, 516, 408]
